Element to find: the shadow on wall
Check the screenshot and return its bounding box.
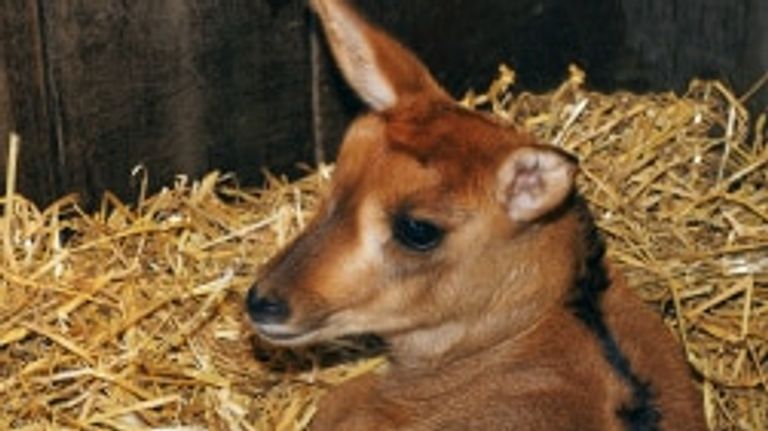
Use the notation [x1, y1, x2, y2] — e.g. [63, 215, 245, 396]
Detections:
[618, 0, 767, 112]
[350, 0, 766, 105]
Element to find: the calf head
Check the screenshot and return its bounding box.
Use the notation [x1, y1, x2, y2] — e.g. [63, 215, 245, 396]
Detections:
[247, 0, 579, 357]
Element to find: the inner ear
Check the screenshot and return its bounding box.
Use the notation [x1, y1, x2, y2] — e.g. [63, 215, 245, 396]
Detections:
[496, 146, 577, 222]
[311, 0, 450, 111]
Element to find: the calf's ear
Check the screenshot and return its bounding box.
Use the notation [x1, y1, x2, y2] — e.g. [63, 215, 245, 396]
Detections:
[496, 146, 578, 223]
[310, 0, 450, 111]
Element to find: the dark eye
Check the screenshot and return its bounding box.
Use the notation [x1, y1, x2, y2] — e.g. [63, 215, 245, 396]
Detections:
[392, 214, 444, 252]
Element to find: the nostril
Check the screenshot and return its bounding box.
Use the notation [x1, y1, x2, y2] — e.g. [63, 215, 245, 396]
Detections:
[246, 286, 261, 310]
[246, 287, 290, 324]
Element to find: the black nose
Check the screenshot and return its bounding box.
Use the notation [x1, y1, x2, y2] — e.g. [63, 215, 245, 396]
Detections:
[246, 287, 290, 324]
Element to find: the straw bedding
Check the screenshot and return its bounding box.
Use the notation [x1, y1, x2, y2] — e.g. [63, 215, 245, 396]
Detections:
[1, 67, 766, 430]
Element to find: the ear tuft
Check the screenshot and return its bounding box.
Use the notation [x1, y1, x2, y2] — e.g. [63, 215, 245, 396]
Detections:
[496, 146, 577, 222]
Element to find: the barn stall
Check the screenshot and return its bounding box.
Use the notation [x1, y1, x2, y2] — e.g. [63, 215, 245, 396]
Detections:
[0, 0, 766, 429]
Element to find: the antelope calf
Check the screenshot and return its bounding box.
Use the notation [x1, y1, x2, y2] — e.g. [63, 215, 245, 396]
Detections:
[246, 0, 706, 429]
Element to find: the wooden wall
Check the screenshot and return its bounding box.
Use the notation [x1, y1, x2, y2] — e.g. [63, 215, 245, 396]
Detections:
[1, 0, 315, 207]
[0, 0, 765, 208]
[0, 27, 9, 174]
[620, 0, 767, 102]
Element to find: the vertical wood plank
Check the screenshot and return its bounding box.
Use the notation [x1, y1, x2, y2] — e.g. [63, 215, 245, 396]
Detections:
[41, 1, 214, 205]
[0, 27, 10, 169]
[195, 0, 313, 184]
[0, 0, 60, 204]
[742, 0, 767, 111]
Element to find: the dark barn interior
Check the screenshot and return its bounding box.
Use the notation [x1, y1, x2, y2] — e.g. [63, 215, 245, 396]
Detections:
[0, 0, 765, 208]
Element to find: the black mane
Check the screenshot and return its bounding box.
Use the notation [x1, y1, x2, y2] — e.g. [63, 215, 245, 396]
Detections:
[568, 195, 661, 431]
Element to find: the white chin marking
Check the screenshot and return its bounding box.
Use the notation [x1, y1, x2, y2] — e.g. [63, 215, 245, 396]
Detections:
[255, 323, 322, 346]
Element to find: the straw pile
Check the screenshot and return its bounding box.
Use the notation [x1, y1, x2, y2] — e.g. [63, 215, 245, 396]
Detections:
[1, 67, 766, 430]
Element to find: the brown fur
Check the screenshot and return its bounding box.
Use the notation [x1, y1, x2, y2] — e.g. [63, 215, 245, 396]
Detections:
[246, 1, 706, 429]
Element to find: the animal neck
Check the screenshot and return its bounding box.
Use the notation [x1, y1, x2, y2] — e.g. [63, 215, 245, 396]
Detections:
[386, 304, 552, 372]
[381, 303, 568, 402]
